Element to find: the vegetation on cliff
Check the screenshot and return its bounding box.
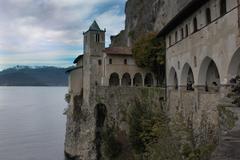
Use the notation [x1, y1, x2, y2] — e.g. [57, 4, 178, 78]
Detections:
[127, 97, 217, 160]
[132, 33, 165, 85]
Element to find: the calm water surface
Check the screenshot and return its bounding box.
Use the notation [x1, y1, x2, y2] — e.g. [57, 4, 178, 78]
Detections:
[0, 87, 68, 160]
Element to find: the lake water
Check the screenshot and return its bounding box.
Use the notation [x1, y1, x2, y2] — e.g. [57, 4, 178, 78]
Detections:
[0, 87, 68, 160]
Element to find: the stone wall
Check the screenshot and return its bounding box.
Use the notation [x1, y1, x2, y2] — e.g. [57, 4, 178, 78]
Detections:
[168, 88, 221, 147]
[64, 87, 165, 160]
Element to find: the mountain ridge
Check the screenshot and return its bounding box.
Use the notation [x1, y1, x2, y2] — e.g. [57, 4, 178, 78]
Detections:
[0, 66, 71, 86]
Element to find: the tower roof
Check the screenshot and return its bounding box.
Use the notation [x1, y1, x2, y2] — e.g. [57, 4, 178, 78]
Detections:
[89, 20, 101, 31]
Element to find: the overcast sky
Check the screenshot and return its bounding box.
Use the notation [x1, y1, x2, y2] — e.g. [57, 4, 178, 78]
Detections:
[0, 0, 126, 70]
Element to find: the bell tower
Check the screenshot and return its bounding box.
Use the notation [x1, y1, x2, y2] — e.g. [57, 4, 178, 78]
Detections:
[83, 20, 106, 56]
[82, 21, 106, 104]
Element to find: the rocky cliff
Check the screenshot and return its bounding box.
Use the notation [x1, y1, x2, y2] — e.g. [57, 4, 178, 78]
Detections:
[110, 0, 192, 47]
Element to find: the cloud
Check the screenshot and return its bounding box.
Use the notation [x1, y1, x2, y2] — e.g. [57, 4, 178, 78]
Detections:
[0, 0, 126, 70]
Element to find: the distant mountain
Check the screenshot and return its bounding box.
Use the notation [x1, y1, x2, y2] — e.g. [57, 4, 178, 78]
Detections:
[0, 66, 71, 86]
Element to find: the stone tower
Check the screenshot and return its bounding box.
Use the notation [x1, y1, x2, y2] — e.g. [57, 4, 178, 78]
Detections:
[83, 20, 106, 56]
[82, 21, 106, 104]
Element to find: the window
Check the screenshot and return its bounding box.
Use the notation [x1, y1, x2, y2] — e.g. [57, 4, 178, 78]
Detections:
[109, 58, 112, 64]
[124, 59, 127, 65]
[185, 24, 189, 37]
[98, 59, 102, 65]
[220, 0, 226, 16]
[193, 17, 198, 33]
[181, 28, 184, 40]
[169, 35, 172, 46]
[206, 8, 211, 25]
[194, 56, 197, 67]
[175, 31, 178, 43]
[178, 61, 180, 70]
[96, 33, 100, 42]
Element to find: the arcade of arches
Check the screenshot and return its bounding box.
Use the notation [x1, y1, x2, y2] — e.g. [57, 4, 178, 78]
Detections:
[168, 51, 240, 91]
[109, 72, 154, 87]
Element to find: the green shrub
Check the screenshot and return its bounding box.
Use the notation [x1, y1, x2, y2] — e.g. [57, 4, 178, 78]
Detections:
[102, 126, 122, 159]
[132, 32, 165, 85]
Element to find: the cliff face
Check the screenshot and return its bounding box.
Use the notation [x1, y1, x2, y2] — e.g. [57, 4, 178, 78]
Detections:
[110, 0, 192, 47]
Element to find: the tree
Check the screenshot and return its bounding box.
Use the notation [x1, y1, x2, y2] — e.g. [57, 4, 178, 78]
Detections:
[132, 32, 165, 86]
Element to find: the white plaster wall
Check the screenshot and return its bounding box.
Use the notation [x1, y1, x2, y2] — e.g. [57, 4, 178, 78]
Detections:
[166, 0, 239, 87]
[102, 54, 155, 86]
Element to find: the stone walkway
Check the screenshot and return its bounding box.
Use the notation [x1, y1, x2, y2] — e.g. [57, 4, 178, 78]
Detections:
[211, 107, 240, 160]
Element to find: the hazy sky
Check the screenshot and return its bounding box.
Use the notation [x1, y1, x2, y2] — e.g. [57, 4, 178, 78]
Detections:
[0, 0, 126, 70]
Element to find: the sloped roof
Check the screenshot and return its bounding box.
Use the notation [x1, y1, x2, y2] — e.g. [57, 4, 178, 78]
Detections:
[158, 0, 209, 37]
[73, 55, 83, 64]
[89, 20, 101, 31]
[103, 47, 132, 56]
[65, 66, 83, 74]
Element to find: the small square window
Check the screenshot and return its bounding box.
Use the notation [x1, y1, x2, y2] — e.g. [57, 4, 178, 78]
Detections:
[124, 59, 127, 65]
[98, 59, 102, 65]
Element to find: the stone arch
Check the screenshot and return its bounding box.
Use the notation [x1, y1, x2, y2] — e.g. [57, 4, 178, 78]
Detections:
[198, 57, 220, 91]
[181, 63, 194, 90]
[227, 48, 240, 82]
[109, 73, 120, 86]
[121, 73, 131, 86]
[144, 73, 154, 87]
[168, 67, 178, 89]
[133, 73, 143, 86]
[95, 103, 107, 160]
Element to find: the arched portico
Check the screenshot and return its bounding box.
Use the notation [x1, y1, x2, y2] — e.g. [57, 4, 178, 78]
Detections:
[109, 73, 120, 86]
[144, 73, 154, 87]
[168, 67, 178, 89]
[133, 73, 143, 86]
[121, 73, 131, 86]
[227, 48, 240, 82]
[198, 57, 220, 91]
[181, 63, 194, 90]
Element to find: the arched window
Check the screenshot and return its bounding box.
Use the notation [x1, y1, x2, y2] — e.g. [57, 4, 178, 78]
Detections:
[109, 73, 120, 86]
[220, 0, 226, 16]
[193, 17, 198, 33]
[175, 31, 178, 42]
[194, 56, 197, 67]
[185, 24, 189, 37]
[144, 73, 154, 87]
[96, 33, 100, 42]
[121, 73, 131, 86]
[133, 73, 143, 86]
[181, 28, 184, 40]
[206, 8, 211, 25]
[169, 35, 172, 46]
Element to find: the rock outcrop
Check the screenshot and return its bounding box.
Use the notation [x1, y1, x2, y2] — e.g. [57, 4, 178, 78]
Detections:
[110, 0, 192, 47]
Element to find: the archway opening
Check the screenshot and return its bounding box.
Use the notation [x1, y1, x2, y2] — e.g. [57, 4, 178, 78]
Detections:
[95, 104, 107, 160]
[198, 57, 220, 91]
[133, 73, 143, 86]
[181, 63, 194, 91]
[228, 48, 240, 83]
[168, 67, 178, 90]
[109, 73, 120, 86]
[144, 73, 154, 87]
[121, 73, 131, 86]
